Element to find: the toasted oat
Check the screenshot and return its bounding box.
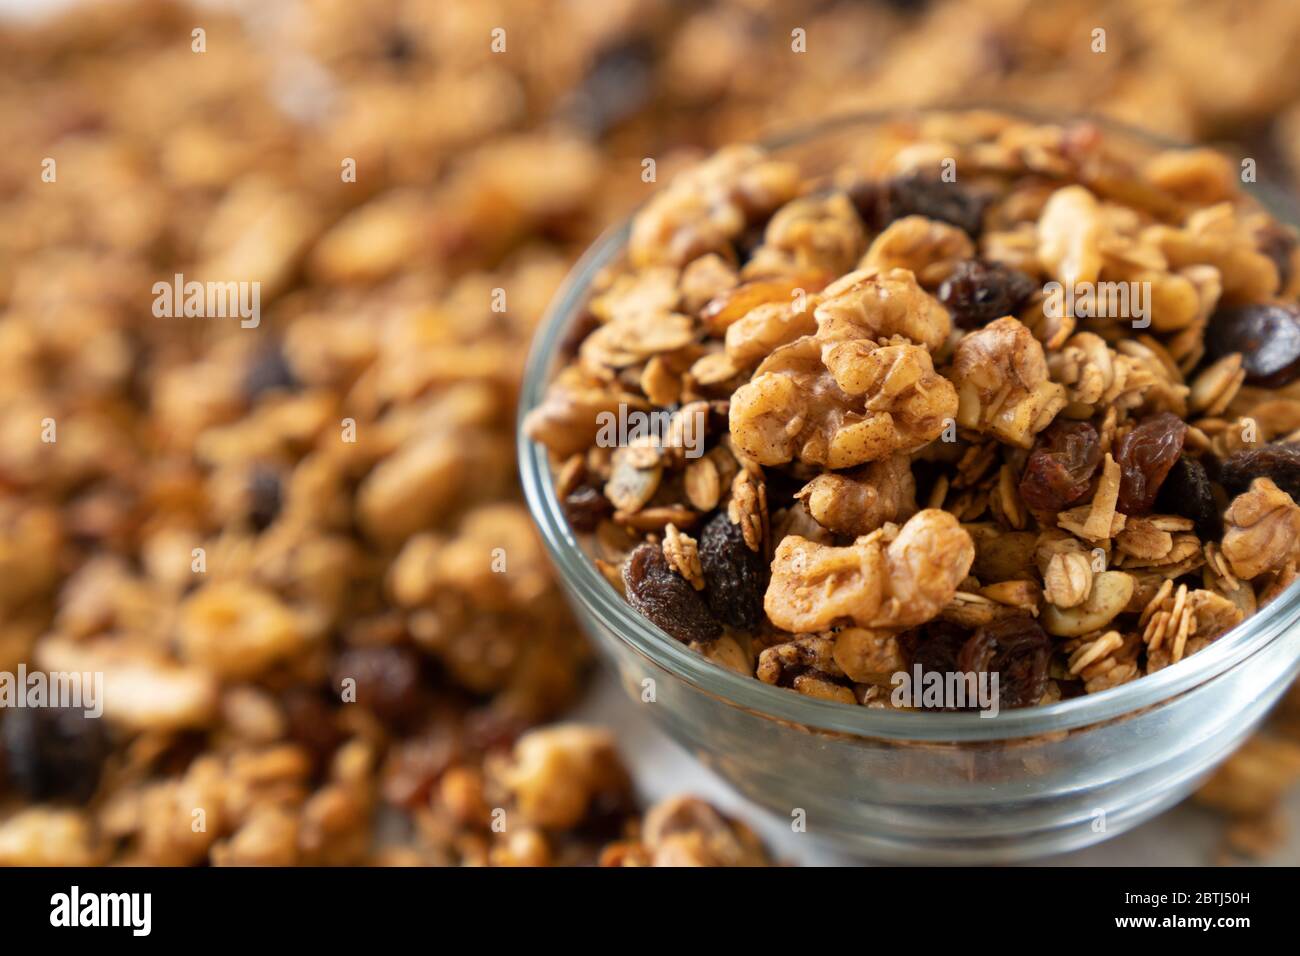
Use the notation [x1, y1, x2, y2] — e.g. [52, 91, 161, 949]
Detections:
[1043, 550, 1094, 608]
[726, 469, 768, 553]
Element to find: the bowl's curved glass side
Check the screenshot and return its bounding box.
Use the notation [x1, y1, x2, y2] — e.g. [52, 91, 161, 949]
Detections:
[565, 579, 1300, 861]
[517, 107, 1300, 745]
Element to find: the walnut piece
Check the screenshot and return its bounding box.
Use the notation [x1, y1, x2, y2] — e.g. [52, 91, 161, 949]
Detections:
[177, 582, 305, 680]
[764, 509, 974, 632]
[859, 215, 975, 288]
[744, 191, 865, 277]
[950, 316, 1067, 447]
[813, 267, 952, 353]
[629, 146, 800, 268]
[602, 796, 772, 867]
[729, 335, 957, 469]
[755, 634, 856, 704]
[831, 627, 906, 684]
[500, 725, 630, 830]
[797, 453, 917, 536]
[729, 265, 960, 469]
[724, 299, 817, 367]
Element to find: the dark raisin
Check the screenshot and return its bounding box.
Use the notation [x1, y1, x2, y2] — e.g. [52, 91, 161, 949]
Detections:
[1218, 443, 1300, 500]
[381, 28, 418, 66]
[331, 646, 425, 726]
[562, 484, 611, 533]
[733, 222, 766, 267]
[462, 708, 531, 754]
[1018, 420, 1101, 512]
[560, 311, 601, 359]
[1257, 221, 1297, 292]
[281, 689, 345, 775]
[622, 542, 721, 644]
[1156, 455, 1221, 538]
[901, 621, 969, 674]
[957, 616, 1051, 710]
[699, 512, 768, 631]
[898, 621, 972, 711]
[884, 171, 988, 236]
[381, 729, 461, 809]
[1115, 413, 1187, 515]
[845, 177, 886, 229]
[243, 346, 298, 400]
[248, 466, 283, 532]
[574, 785, 639, 845]
[1, 706, 109, 803]
[1206, 303, 1300, 388]
[937, 259, 1038, 329]
[564, 37, 655, 136]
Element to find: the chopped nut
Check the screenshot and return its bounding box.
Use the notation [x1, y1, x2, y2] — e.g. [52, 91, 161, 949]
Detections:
[501, 725, 630, 831]
[950, 317, 1067, 447]
[1042, 570, 1135, 637]
[860, 215, 975, 288]
[177, 582, 306, 681]
[1038, 185, 1102, 289]
[756, 634, 854, 703]
[605, 796, 772, 867]
[629, 145, 799, 268]
[797, 454, 916, 537]
[724, 300, 817, 367]
[832, 627, 906, 684]
[745, 191, 865, 277]
[764, 509, 973, 632]
[814, 267, 952, 353]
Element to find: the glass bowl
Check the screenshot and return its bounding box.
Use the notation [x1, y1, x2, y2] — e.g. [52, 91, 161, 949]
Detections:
[517, 109, 1300, 863]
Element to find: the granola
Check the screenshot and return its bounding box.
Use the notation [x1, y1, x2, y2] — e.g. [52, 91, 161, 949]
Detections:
[529, 113, 1300, 714]
[10, 0, 1300, 866]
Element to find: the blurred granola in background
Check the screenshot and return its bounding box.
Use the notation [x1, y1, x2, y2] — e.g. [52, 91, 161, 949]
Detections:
[1, 0, 1299, 864]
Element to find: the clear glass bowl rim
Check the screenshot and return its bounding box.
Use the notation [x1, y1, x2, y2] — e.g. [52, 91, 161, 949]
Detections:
[518, 106, 1300, 742]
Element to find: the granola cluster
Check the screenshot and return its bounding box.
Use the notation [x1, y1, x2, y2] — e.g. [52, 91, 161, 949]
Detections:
[528, 112, 1300, 713]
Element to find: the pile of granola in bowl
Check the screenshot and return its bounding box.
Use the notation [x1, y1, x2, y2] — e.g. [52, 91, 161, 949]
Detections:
[520, 109, 1300, 860]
